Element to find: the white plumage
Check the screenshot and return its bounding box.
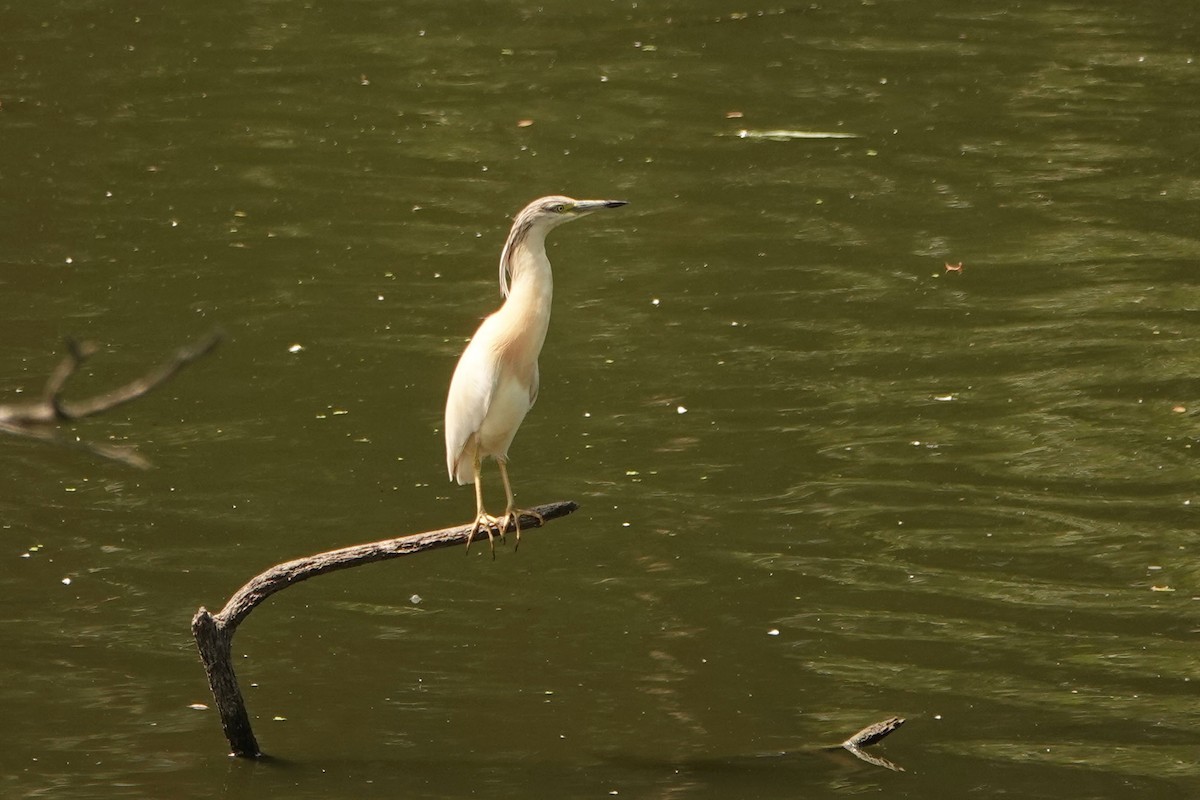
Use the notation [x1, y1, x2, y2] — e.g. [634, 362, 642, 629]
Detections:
[444, 195, 626, 554]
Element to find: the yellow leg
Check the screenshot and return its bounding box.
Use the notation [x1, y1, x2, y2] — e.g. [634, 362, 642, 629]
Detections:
[467, 451, 500, 558]
[497, 459, 543, 551]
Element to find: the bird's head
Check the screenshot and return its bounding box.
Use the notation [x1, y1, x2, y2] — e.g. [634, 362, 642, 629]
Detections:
[499, 195, 628, 296]
[518, 195, 628, 231]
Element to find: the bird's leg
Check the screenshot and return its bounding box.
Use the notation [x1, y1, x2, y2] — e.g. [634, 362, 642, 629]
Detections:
[467, 454, 502, 558]
[497, 459, 543, 552]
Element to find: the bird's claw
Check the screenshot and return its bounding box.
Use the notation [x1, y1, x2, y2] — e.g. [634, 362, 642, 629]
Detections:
[466, 513, 504, 559]
[465, 508, 544, 558]
[500, 507, 545, 552]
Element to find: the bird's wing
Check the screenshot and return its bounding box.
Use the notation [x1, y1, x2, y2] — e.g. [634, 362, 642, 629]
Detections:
[528, 359, 540, 407]
[444, 319, 502, 483]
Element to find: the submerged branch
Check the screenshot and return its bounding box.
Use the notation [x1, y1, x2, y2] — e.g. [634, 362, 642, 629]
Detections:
[838, 716, 907, 771]
[843, 716, 905, 749]
[0, 332, 221, 466]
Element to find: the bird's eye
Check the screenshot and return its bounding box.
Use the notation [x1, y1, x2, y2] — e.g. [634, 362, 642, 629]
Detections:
[551, 204, 567, 213]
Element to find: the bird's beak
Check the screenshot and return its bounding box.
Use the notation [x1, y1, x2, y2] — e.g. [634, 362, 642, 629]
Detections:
[574, 199, 628, 212]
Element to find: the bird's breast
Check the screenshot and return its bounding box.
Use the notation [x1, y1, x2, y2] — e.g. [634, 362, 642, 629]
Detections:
[476, 371, 535, 457]
[491, 285, 551, 377]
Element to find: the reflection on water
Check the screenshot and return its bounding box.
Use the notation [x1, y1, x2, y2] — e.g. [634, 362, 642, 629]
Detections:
[3, 0, 1200, 798]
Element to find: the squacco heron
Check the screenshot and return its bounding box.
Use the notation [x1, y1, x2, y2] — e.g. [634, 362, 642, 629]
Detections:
[445, 195, 627, 555]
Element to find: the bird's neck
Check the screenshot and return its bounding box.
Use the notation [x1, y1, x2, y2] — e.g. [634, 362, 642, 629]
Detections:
[505, 238, 554, 310]
[495, 238, 554, 359]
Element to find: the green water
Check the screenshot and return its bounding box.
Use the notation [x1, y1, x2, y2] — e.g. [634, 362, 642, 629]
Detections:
[2, 1, 1198, 797]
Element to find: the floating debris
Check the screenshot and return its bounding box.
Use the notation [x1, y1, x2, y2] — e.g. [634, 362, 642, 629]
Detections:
[732, 129, 860, 141]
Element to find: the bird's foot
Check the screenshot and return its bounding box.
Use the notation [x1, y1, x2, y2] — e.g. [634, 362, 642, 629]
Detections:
[500, 507, 545, 552]
[466, 513, 504, 559]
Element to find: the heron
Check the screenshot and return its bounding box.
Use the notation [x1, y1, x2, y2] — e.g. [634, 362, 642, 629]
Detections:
[444, 195, 627, 555]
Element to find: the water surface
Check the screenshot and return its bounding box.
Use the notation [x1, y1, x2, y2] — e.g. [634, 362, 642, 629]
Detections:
[2, 1, 1198, 797]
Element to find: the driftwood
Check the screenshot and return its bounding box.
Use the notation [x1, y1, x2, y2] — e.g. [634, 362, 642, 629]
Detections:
[0, 332, 221, 467]
[191, 501, 578, 758]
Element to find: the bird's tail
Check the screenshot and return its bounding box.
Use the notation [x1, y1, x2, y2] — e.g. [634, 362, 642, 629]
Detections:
[448, 436, 477, 485]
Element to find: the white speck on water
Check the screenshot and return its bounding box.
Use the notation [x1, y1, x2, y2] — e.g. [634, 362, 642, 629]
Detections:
[410, 594, 422, 604]
[288, 343, 304, 353]
[767, 628, 780, 636]
[676, 406, 688, 415]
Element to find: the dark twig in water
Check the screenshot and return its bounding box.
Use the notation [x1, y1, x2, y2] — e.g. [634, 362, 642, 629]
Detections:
[843, 716, 905, 749]
[0, 332, 221, 467]
[838, 716, 906, 771]
[190, 501, 578, 758]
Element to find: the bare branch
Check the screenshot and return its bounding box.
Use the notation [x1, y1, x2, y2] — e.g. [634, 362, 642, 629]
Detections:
[0, 331, 221, 465]
[191, 501, 578, 757]
[60, 332, 221, 420]
[43, 339, 98, 411]
[213, 501, 576, 629]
